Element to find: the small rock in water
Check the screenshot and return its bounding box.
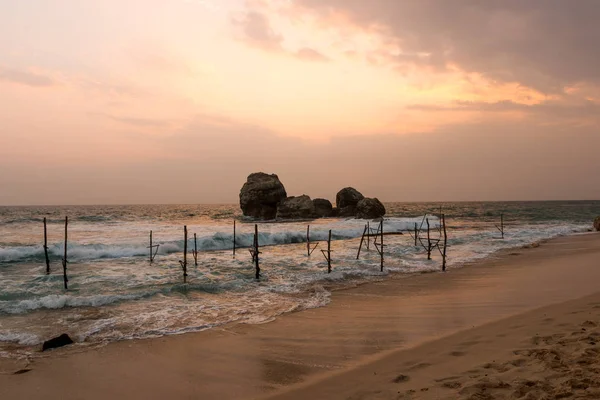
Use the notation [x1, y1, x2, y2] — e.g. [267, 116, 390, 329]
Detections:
[42, 334, 74, 351]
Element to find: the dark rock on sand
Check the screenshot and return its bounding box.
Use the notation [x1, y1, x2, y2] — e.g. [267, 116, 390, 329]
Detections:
[335, 187, 364, 209]
[356, 198, 386, 219]
[594, 216, 600, 231]
[239, 173, 287, 220]
[277, 195, 316, 219]
[42, 334, 74, 351]
[312, 198, 333, 218]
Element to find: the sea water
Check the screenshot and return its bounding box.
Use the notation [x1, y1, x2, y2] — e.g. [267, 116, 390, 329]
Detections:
[0, 201, 598, 358]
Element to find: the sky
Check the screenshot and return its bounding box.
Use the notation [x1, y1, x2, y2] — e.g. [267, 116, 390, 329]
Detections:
[1, 0, 599, 205]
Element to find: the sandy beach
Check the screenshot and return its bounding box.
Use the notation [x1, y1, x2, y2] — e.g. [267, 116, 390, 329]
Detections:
[1, 233, 599, 399]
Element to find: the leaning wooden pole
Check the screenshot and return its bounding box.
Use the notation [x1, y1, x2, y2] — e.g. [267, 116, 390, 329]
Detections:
[380, 220, 384, 272]
[356, 225, 367, 260]
[426, 218, 432, 260]
[254, 224, 260, 280]
[327, 230, 332, 273]
[62, 216, 68, 290]
[233, 220, 236, 258]
[43, 217, 50, 275]
[501, 214, 504, 239]
[442, 214, 448, 272]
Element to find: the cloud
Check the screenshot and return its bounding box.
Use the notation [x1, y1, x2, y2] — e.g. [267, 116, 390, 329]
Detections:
[231, 10, 283, 51]
[231, 8, 331, 62]
[295, 0, 600, 92]
[295, 47, 330, 62]
[0, 67, 57, 87]
[406, 99, 600, 123]
[106, 115, 176, 128]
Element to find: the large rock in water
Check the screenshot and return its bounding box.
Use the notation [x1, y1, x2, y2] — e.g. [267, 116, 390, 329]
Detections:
[239, 173, 287, 219]
[594, 216, 600, 231]
[336, 187, 364, 209]
[312, 198, 333, 218]
[277, 195, 316, 219]
[356, 198, 386, 219]
[42, 334, 74, 351]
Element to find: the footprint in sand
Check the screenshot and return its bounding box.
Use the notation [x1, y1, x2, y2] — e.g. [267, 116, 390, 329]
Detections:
[449, 351, 467, 357]
[392, 374, 410, 383]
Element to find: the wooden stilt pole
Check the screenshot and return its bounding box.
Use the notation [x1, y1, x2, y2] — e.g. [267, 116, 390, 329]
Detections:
[233, 220, 236, 258]
[148, 231, 159, 263]
[366, 222, 370, 250]
[380, 219, 384, 272]
[356, 225, 367, 260]
[494, 214, 505, 239]
[254, 224, 260, 280]
[62, 216, 68, 290]
[149, 231, 153, 263]
[193, 233, 198, 266]
[442, 214, 448, 272]
[327, 230, 332, 273]
[414, 222, 418, 246]
[426, 218, 432, 260]
[179, 226, 188, 283]
[307, 225, 310, 256]
[43, 217, 50, 275]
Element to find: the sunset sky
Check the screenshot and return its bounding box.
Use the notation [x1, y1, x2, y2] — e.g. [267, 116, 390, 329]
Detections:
[1, 0, 599, 205]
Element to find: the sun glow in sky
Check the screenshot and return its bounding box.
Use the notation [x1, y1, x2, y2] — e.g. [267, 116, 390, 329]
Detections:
[1, 0, 599, 204]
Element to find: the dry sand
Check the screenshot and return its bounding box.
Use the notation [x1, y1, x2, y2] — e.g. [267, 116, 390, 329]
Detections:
[268, 289, 600, 400]
[1, 233, 599, 399]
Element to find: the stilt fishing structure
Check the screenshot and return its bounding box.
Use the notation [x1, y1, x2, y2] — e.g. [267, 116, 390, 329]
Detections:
[61, 216, 68, 290]
[34, 207, 459, 293]
[178, 226, 188, 283]
[495, 214, 505, 239]
[147, 231, 160, 264]
[306, 225, 319, 256]
[356, 220, 403, 261]
[417, 216, 440, 261]
[248, 224, 261, 280]
[192, 233, 199, 267]
[320, 230, 332, 273]
[232, 220, 236, 258]
[43, 217, 50, 275]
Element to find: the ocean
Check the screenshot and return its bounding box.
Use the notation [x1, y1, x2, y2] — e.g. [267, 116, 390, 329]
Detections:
[0, 201, 598, 358]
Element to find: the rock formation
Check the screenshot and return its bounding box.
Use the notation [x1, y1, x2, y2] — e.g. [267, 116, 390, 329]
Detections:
[239, 174, 386, 220]
[312, 198, 333, 218]
[594, 216, 600, 231]
[239, 173, 287, 219]
[356, 198, 386, 219]
[336, 187, 365, 209]
[277, 195, 316, 219]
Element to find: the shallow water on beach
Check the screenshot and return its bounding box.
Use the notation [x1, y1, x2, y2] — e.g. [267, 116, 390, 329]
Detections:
[0, 201, 598, 357]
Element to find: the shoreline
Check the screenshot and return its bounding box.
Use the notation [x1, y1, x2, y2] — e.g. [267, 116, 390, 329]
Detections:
[1, 232, 599, 399]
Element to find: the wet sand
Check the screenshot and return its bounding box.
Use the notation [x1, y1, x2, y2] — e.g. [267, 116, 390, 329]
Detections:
[1, 233, 599, 399]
